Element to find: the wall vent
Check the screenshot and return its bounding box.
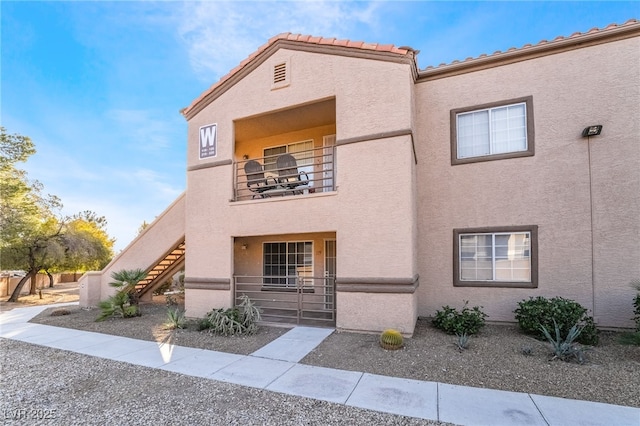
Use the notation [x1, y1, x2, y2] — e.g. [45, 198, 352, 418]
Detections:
[271, 60, 290, 89]
[273, 63, 287, 83]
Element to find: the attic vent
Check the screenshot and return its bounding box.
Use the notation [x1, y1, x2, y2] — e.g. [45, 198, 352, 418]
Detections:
[271, 60, 290, 89]
[273, 62, 287, 83]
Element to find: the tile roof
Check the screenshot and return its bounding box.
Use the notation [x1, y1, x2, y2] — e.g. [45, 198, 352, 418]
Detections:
[181, 33, 413, 118]
[422, 18, 639, 70]
[182, 20, 638, 118]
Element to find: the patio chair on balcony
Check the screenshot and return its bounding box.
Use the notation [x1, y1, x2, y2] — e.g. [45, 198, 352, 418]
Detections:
[276, 153, 309, 193]
[244, 160, 277, 198]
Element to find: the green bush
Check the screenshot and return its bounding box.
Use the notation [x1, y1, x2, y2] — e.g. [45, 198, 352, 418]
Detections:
[433, 301, 487, 335]
[634, 294, 640, 330]
[618, 331, 640, 346]
[153, 279, 173, 296]
[631, 279, 640, 331]
[514, 296, 598, 345]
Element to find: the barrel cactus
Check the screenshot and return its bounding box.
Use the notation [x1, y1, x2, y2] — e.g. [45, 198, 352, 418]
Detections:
[379, 329, 404, 350]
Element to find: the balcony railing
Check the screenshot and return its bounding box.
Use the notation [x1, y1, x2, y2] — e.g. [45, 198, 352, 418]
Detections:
[234, 145, 335, 201]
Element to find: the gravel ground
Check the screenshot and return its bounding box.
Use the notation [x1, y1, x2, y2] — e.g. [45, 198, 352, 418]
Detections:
[0, 339, 444, 425]
[25, 301, 640, 409]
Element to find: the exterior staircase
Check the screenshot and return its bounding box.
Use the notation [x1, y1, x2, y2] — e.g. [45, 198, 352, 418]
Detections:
[134, 240, 185, 297]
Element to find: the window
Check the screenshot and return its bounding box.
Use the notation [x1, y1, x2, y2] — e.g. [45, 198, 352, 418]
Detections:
[263, 241, 313, 288]
[453, 226, 538, 288]
[451, 96, 534, 165]
[264, 140, 314, 187]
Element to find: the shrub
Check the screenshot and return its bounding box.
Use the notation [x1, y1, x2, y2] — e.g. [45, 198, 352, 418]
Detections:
[432, 301, 487, 335]
[96, 269, 147, 322]
[618, 331, 640, 346]
[631, 279, 640, 331]
[199, 295, 261, 336]
[540, 319, 588, 364]
[514, 296, 598, 345]
[153, 279, 173, 296]
[379, 329, 404, 350]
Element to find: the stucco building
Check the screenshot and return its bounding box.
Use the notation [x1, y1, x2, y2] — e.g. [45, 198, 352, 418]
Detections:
[80, 20, 640, 334]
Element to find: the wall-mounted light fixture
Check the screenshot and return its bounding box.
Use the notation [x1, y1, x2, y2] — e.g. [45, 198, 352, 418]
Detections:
[582, 125, 603, 138]
[241, 243, 248, 250]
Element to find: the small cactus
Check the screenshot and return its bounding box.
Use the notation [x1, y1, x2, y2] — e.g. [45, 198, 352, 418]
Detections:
[380, 329, 404, 350]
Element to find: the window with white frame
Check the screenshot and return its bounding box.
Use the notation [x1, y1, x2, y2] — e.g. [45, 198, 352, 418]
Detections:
[454, 226, 537, 288]
[263, 241, 313, 288]
[451, 96, 534, 164]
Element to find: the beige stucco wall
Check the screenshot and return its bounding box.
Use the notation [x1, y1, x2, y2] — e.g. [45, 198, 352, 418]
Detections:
[337, 291, 418, 335]
[184, 49, 418, 329]
[233, 232, 336, 277]
[186, 49, 413, 167]
[415, 37, 640, 327]
[79, 192, 186, 305]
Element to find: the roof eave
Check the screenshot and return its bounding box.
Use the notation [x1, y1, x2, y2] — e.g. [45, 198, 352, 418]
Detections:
[418, 20, 640, 82]
[181, 38, 416, 121]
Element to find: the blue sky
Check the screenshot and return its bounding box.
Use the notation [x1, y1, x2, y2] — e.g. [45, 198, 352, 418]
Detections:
[2, 1, 638, 252]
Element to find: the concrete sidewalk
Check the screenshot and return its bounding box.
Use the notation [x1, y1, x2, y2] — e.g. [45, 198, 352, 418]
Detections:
[1, 303, 638, 426]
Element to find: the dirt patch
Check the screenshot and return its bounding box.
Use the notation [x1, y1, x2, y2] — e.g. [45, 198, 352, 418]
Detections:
[0, 281, 79, 312]
[30, 302, 288, 355]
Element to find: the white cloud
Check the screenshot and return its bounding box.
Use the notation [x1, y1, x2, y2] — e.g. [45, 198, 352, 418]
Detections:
[176, 1, 381, 81]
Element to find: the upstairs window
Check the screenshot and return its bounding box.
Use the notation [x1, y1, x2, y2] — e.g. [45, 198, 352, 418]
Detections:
[451, 96, 534, 165]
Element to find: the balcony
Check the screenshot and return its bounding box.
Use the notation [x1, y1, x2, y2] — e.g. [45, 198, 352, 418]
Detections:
[234, 144, 335, 202]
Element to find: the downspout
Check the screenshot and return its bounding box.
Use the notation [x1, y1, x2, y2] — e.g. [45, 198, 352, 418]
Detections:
[586, 136, 596, 321]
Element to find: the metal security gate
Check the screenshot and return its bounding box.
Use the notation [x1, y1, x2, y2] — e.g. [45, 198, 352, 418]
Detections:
[234, 276, 335, 327]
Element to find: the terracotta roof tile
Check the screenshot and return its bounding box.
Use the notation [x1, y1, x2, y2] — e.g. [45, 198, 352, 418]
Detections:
[421, 19, 639, 71]
[182, 33, 411, 117]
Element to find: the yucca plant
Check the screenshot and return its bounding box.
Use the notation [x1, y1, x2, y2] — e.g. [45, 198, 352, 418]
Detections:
[540, 319, 587, 363]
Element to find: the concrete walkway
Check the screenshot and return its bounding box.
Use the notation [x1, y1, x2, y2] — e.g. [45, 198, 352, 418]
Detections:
[1, 303, 638, 426]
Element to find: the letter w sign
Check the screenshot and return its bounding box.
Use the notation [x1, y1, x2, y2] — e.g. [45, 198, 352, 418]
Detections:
[199, 123, 217, 159]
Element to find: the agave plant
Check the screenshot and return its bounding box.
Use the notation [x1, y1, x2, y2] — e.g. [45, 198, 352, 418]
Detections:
[455, 332, 470, 351]
[164, 307, 186, 330]
[540, 319, 588, 363]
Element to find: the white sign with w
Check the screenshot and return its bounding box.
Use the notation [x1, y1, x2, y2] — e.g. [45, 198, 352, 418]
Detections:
[199, 123, 217, 159]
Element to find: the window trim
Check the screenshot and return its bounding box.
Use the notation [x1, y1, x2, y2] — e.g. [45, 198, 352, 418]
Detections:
[453, 225, 538, 288]
[450, 96, 535, 165]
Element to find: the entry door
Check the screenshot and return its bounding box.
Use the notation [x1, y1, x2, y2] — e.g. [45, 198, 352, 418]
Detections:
[324, 240, 336, 310]
[322, 135, 336, 192]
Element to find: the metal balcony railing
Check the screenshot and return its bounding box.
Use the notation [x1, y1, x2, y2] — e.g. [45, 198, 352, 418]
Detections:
[234, 145, 335, 201]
